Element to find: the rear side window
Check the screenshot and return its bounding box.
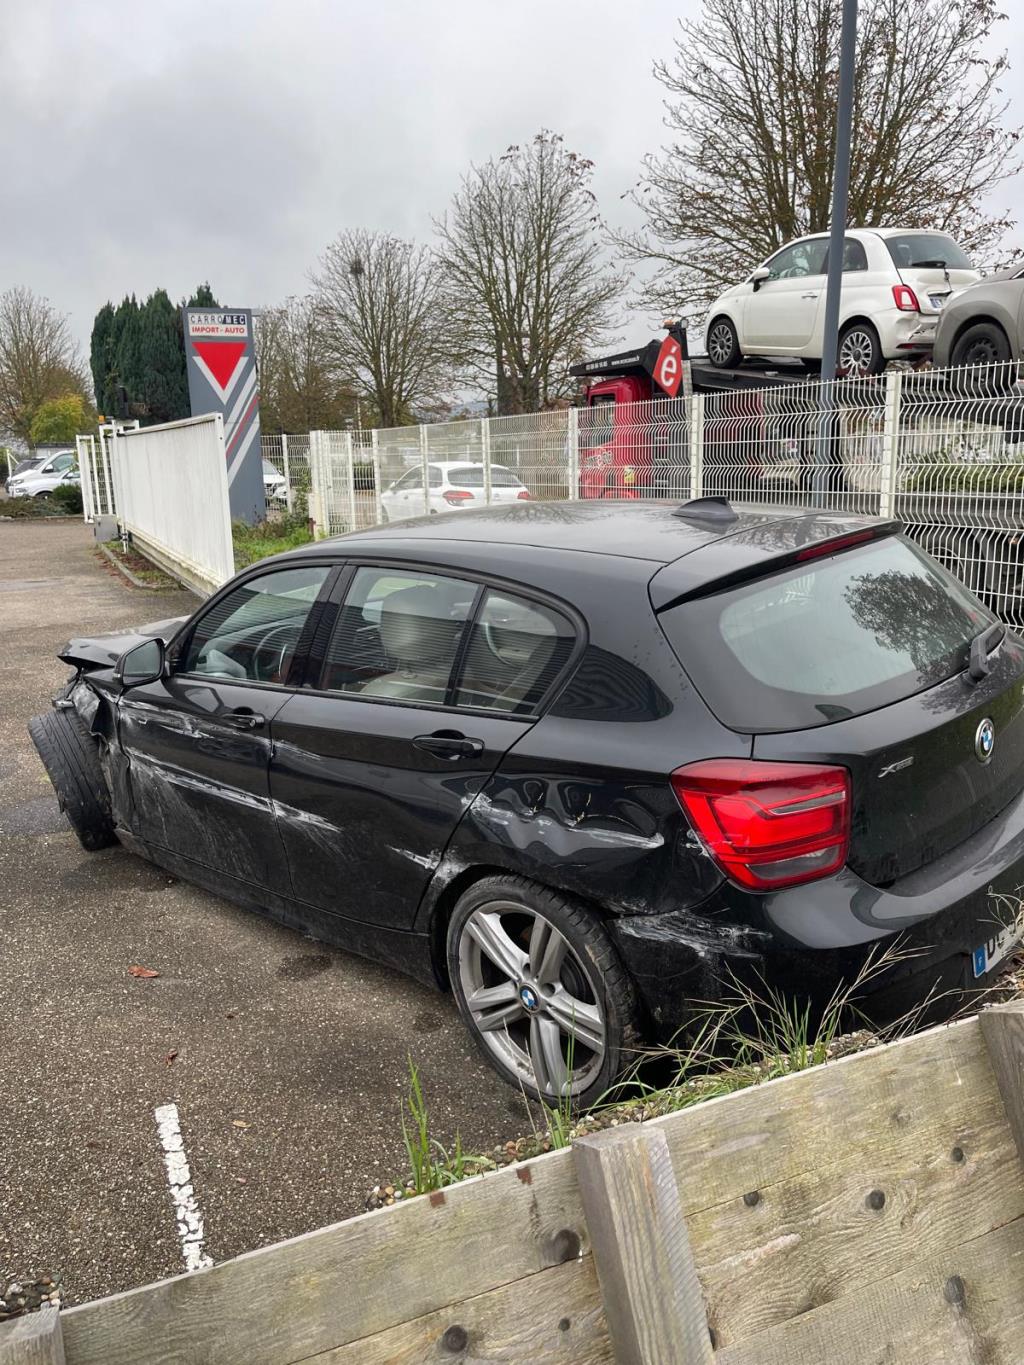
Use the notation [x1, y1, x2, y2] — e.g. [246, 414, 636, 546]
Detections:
[658, 536, 995, 732]
[456, 591, 576, 714]
[320, 567, 476, 702]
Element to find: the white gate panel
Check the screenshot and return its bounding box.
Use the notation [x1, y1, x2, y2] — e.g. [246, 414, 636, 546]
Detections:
[111, 414, 234, 594]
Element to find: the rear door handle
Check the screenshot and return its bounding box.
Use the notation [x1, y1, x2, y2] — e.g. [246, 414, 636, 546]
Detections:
[801, 292, 820, 299]
[224, 708, 266, 730]
[413, 730, 485, 760]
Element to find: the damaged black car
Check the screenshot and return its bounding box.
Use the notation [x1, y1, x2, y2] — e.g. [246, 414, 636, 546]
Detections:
[30, 499, 1024, 1106]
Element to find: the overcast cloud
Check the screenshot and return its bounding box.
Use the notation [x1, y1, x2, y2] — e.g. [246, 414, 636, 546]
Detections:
[2, 0, 1022, 365]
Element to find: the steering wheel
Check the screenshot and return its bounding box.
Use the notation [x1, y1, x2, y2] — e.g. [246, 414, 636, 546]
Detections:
[253, 623, 301, 683]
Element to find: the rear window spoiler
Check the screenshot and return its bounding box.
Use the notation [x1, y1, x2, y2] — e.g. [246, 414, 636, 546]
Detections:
[649, 520, 903, 612]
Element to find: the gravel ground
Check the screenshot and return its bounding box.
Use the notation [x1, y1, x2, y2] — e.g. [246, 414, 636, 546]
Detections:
[0, 520, 523, 1307]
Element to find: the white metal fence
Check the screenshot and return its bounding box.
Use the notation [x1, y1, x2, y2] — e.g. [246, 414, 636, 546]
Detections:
[257, 363, 1022, 629]
[109, 414, 234, 595]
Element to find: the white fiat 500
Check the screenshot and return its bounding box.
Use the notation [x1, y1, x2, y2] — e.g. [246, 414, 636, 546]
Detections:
[705, 228, 979, 376]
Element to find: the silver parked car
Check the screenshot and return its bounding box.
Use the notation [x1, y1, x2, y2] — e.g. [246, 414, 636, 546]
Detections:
[933, 264, 1024, 369]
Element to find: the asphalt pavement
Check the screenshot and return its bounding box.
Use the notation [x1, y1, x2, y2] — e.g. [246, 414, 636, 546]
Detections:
[0, 519, 523, 1306]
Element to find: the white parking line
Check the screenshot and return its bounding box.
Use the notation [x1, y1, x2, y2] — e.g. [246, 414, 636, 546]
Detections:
[153, 1103, 213, 1272]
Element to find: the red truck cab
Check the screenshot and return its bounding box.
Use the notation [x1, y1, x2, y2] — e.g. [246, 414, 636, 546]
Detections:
[571, 325, 690, 499]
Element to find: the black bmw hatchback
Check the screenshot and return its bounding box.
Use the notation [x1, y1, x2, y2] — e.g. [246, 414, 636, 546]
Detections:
[30, 499, 1024, 1106]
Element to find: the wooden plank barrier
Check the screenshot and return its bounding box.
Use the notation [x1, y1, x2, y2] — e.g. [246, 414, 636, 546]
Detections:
[5, 1002, 1024, 1362]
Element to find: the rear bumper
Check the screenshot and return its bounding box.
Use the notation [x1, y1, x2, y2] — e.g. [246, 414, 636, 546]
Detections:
[609, 783, 1024, 1042]
[878, 310, 939, 357]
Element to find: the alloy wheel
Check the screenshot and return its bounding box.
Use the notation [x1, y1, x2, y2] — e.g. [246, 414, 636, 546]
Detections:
[837, 328, 877, 376]
[708, 323, 735, 366]
[457, 901, 606, 1100]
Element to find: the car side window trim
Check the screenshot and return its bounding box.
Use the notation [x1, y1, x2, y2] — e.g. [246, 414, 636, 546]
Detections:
[305, 556, 587, 720]
[170, 559, 343, 691]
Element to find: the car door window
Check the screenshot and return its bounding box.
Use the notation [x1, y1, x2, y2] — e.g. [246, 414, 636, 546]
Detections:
[428, 466, 443, 488]
[822, 238, 869, 273]
[455, 590, 577, 714]
[51, 453, 75, 472]
[179, 565, 330, 684]
[394, 468, 423, 491]
[319, 566, 478, 704]
[766, 240, 828, 280]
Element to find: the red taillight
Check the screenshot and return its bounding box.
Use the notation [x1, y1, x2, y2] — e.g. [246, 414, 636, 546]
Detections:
[892, 284, 920, 312]
[671, 760, 851, 891]
[443, 489, 474, 505]
[517, 489, 532, 500]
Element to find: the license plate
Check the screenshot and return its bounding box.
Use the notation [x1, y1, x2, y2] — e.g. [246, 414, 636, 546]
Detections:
[972, 921, 1023, 978]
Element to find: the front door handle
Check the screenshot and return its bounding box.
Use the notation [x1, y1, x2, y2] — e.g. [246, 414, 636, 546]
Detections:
[801, 292, 820, 299]
[413, 730, 485, 760]
[224, 708, 266, 730]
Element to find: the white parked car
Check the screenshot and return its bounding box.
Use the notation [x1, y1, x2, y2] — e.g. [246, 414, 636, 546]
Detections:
[6, 449, 77, 497]
[262, 459, 288, 503]
[380, 461, 531, 521]
[705, 229, 980, 376]
[7, 455, 79, 498]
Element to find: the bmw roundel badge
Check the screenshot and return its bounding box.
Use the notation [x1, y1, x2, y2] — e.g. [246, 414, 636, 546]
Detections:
[975, 718, 996, 765]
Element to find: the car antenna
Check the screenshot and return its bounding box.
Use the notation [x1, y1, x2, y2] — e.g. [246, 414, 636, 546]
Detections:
[673, 496, 739, 524]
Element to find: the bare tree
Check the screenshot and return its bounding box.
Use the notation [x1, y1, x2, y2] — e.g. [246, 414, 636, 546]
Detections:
[435, 131, 621, 414]
[614, 0, 1022, 316]
[0, 287, 89, 444]
[254, 296, 358, 433]
[310, 231, 452, 428]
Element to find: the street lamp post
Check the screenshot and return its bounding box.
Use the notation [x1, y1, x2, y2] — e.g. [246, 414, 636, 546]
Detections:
[814, 0, 859, 506]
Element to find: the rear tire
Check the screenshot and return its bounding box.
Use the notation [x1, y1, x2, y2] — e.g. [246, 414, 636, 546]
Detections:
[706, 316, 741, 369]
[447, 875, 640, 1110]
[28, 708, 117, 851]
[837, 321, 883, 376]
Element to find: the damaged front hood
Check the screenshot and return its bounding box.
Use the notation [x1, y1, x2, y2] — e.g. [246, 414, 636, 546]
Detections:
[59, 615, 189, 671]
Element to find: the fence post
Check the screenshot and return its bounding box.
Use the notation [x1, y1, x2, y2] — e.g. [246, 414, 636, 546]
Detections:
[281, 433, 292, 513]
[567, 406, 579, 500]
[879, 369, 902, 519]
[483, 414, 494, 507]
[370, 429, 383, 525]
[308, 431, 328, 539]
[689, 394, 705, 501]
[419, 424, 430, 515]
[345, 431, 357, 532]
[77, 435, 94, 523]
[0, 1307, 66, 1364]
[574, 1125, 714, 1364]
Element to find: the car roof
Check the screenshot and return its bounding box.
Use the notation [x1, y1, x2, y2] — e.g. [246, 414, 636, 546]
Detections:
[277, 500, 892, 572]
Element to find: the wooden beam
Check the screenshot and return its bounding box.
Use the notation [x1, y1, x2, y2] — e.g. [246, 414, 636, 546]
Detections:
[0, 1310, 66, 1365]
[300, 1258, 611, 1364]
[574, 1125, 713, 1365]
[979, 1000, 1024, 1164]
[715, 1214, 1024, 1364]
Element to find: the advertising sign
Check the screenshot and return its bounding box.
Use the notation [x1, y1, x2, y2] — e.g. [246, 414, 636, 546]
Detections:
[183, 308, 264, 522]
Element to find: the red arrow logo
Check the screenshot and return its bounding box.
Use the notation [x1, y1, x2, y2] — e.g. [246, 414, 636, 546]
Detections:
[653, 336, 683, 397]
[192, 340, 246, 393]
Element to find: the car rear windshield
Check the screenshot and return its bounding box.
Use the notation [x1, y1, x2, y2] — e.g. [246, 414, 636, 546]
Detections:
[657, 536, 996, 732]
[449, 465, 522, 488]
[884, 233, 974, 271]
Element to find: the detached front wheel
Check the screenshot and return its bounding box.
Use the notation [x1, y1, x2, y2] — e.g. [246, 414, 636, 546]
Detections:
[28, 707, 117, 851]
[447, 876, 638, 1109]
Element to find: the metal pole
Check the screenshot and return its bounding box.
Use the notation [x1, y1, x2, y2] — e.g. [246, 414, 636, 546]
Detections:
[281, 433, 292, 513]
[814, 0, 858, 506]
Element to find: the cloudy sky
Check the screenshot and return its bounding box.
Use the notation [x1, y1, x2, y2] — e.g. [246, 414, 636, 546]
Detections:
[3, 0, 1022, 363]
